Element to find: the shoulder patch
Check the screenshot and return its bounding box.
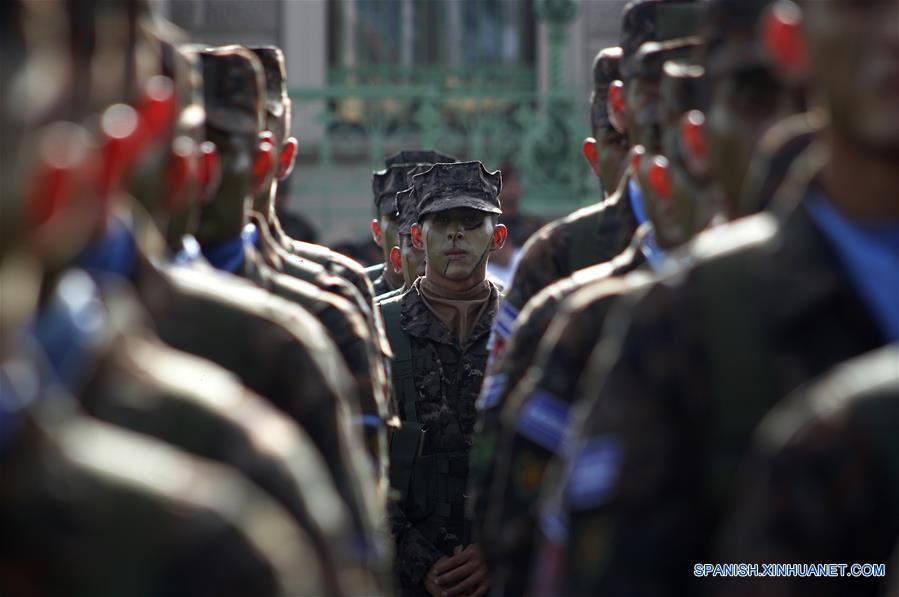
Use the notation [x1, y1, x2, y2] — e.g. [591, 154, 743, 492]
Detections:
[517, 390, 571, 454]
[476, 373, 508, 411]
[565, 435, 622, 511]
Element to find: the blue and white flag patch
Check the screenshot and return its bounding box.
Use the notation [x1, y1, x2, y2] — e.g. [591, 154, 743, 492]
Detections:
[517, 390, 570, 454]
[565, 435, 622, 511]
[476, 373, 508, 411]
[493, 302, 520, 341]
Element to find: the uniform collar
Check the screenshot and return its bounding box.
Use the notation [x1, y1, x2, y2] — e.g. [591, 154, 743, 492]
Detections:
[401, 278, 500, 350]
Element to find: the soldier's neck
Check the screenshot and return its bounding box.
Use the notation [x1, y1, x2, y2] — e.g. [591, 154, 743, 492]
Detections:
[423, 269, 488, 294]
[822, 130, 899, 223]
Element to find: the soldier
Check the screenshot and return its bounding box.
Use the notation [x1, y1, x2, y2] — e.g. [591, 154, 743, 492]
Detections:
[535, 0, 898, 593]
[388, 184, 428, 295]
[476, 35, 704, 595]
[0, 3, 338, 594]
[468, 42, 631, 562]
[370, 150, 459, 297]
[714, 346, 899, 597]
[488, 0, 699, 368]
[380, 161, 507, 596]
[110, 44, 389, 583]
[243, 45, 385, 318]
[239, 45, 395, 487]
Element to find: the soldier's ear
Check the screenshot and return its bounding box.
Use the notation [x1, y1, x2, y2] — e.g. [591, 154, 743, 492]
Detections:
[763, 1, 809, 84]
[370, 219, 383, 246]
[389, 246, 403, 273]
[491, 224, 508, 250]
[251, 138, 275, 195]
[411, 223, 424, 250]
[582, 137, 601, 178]
[278, 137, 298, 180]
[607, 80, 627, 134]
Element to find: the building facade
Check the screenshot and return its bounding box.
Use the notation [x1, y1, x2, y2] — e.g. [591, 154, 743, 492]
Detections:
[164, 0, 627, 244]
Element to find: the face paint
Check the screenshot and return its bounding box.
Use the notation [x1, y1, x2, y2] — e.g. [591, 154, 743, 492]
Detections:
[421, 208, 494, 283]
[597, 127, 630, 195]
[399, 234, 426, 287]
[805, 0, 899, 154]
[195, 127, 254, 246]
[707, 68, 795, 217]
[625, 74, 663, 152]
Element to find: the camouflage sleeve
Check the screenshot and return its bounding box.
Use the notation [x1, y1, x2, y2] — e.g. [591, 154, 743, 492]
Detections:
[471, 280, 575, 551]
[488, 220, 573, 366]
[388, 500, 445, 588]
[551, 280, 706, 596]
[713, 365, 898, 597]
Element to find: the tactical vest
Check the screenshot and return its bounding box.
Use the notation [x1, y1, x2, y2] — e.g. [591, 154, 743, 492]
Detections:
[381, 298, 470, 529]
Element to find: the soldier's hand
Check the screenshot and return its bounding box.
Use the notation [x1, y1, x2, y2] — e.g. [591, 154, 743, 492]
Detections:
[432, 544, 489, 597]
[425, 555, 450, 597]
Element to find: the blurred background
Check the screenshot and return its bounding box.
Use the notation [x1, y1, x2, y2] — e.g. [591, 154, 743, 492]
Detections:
[161, 0, 629, 257]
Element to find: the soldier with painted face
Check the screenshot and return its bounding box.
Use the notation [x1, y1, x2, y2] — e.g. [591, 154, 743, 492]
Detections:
[533, 0, 899, 594]
[0, 2, 333, 594]
[380, 161, 507, 597]
[477, 34, 707, 595]
[152, 46, 388, 584]
[487, 0, 698, 370]
[468, 43, 632, 569]
[370, 150, 459, 298]
[381, 174, 428, 299]
[237, 47, 396, 493]
[243, 46, 388, 349]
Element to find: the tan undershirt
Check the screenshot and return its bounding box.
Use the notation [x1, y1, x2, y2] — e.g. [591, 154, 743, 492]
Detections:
[417, 277, 492, 345]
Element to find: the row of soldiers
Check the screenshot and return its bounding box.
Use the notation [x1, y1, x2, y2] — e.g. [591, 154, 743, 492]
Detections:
[0, 0, 406, 594]
[447, 0, 896, 596]
[1, 1, 897, 597]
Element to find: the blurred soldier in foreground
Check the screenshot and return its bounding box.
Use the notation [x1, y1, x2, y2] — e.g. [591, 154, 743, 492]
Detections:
[478, 35, 704, 595]
[468, 42, 632, 575]
[487, 0, 699, 367]
[715, 345, 899, 597]
[535, 0, 898, 593]
[380, 161, 507, 596]
[0, 2, 331, 594]
[240, 45, 395, 494]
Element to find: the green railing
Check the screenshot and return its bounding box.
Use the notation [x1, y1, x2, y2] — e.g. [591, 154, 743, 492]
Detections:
[285, 83, 594, 242]
[282, 0, 589, 244]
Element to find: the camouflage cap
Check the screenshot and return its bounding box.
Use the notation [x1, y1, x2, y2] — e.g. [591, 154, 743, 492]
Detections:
[247, 46, 287, 120]
[395, 165, 431, 235]
[590, 46, 623, 132]
[620, 0, 701, 79]
[384, 149, 458, 168]
[412, 161, 502, 219]
[373, 150, 459, 215]
[702, 0, 774, 77]
[199, 46, 265, 135]
[372, 165, 412, 216]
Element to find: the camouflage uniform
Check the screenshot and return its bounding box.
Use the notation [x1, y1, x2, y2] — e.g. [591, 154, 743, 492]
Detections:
[470, 223, 648, 531]
[123, 227, 389, 580]
[713, 346, 899, 597]
[491, 186, 638, 362]
[469, 226, 646, 594]
[383, 280, 501, 591]
[381, 161, 502, 595]
[532, 146, 889, 596]
[488, 0, 700, 364]
[0, 273, 333, 596]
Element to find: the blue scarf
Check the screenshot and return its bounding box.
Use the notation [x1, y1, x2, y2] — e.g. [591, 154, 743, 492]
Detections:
[202, 232, 246, 273]
[75, 216, 138, 280]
